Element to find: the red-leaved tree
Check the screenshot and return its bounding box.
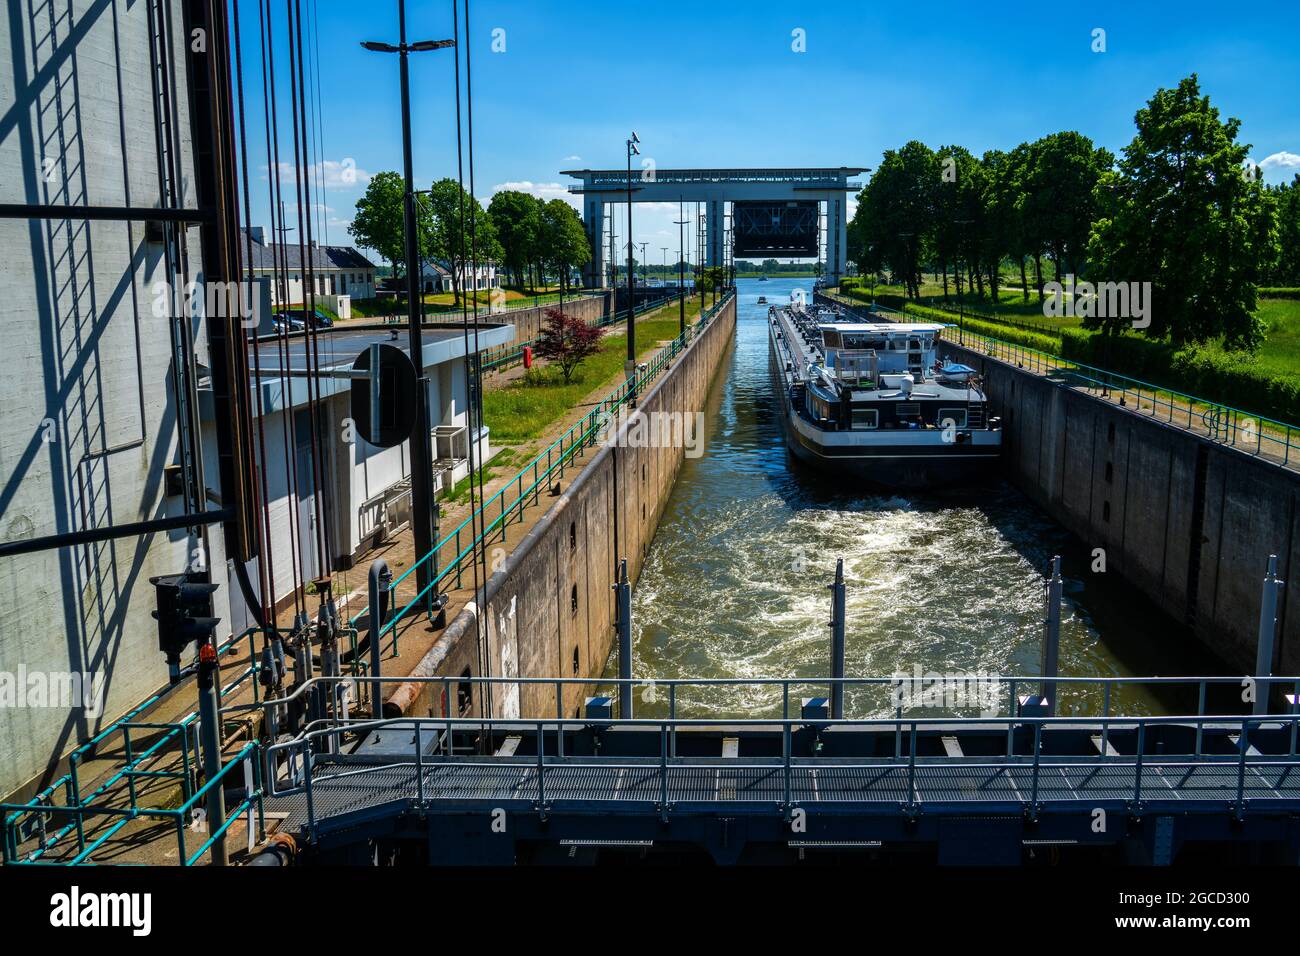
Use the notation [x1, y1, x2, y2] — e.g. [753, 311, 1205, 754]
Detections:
[533, 308, 601, 384]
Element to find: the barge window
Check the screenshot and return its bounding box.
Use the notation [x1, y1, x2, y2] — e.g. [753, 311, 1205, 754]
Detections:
[938, 408, 968, 428]
[851, 409, 879, 430]
[895, 403, 921, 419]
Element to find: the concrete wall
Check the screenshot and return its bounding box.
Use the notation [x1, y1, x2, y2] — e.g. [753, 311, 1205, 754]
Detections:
[0, 1, 218, 797]
[490, 292, 610, 347]
[941, 340, 1299, 674]
[388, 295, 738, 719]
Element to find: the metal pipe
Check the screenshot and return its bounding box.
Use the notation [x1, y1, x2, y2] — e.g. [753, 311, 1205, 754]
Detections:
[196, 642, 227, 866]
[368, 559, 392, 716]
[0, 508, 233, 559]
[615, 558, 633, 718]
[829, 558, 846, 719]
[0, 203, 213, 222]
[1254, 554, 1283, 716]
[1040, 555, 1062, 714]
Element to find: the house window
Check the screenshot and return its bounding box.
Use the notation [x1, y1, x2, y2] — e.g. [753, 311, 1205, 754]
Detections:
[851, 408, 878, 430]
[937, 408, 968, 428]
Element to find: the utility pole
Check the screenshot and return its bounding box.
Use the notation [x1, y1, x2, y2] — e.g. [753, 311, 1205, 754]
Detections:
[361, 5, 455, 614]
[675, 199, 688, 337]
[625, 132, 639, 402]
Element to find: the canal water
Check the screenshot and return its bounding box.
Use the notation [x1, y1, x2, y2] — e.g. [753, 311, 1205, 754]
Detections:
[607, 277, 1228, 720]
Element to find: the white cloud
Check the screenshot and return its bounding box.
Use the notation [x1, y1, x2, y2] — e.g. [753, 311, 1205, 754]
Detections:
[491, 180, 579, 209]
[563, 155, 582, 162]
[1258, 151, 1300, 171]
[270, 159, 371, 190]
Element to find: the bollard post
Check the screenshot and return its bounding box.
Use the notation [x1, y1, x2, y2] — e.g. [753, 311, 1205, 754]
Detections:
[196, 639, 227, 866]
[1254, 554, 1284, 716]
[1039, 555, 1062, 716]
[368, 559, 392, 718]
[615, 558, 633, 718]
[829, 558, 846, 719]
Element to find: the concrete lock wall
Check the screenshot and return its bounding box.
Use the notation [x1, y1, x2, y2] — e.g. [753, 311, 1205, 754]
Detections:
[388, 295, 737, 719]
[493, 292, 611, 347]
[940, 339, 1299, 674]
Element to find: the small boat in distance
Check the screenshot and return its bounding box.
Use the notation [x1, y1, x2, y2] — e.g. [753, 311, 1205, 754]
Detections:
[758, 274, 769, 281]
[757, 295, 768, 304]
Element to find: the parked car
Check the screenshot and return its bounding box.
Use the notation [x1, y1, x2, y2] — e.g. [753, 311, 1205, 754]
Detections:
[273, 309, 332, 331]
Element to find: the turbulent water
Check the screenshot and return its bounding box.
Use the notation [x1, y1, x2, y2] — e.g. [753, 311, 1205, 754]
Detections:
[606, 278, 1224, 720]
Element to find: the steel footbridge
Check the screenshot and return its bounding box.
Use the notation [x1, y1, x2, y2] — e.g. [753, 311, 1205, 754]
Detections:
[257, 675, 1300, 866]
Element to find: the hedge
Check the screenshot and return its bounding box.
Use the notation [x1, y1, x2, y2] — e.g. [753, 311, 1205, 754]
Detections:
[836, 285, 1300, 425]
[1259, 287, 1300, 300]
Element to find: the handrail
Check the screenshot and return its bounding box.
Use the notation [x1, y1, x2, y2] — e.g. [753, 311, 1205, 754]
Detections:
[266, 710, 1300, 833]
[830, 293, 1300, 466]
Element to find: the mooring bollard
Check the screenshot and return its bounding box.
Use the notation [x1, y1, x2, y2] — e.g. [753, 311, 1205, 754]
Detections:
[1254, 554, 1283, 716]
[829, 558, 846, 719]
[1039, 555, 1062, 716]
[615, 558, 633, 718]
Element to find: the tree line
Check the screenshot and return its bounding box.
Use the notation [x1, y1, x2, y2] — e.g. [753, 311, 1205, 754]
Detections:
[348, 177, 591, 302]
[850, 74, 1299, 351]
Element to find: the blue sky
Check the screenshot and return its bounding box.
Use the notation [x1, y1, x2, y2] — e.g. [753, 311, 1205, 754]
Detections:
[245, 0, 1300, 264]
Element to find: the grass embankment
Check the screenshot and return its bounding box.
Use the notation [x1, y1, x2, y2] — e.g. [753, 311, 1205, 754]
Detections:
[837, 282, 1300, 424]
[483, 300, 704, 443]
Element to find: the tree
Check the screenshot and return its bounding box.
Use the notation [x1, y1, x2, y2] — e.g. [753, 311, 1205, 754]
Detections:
[1087, 74, 1276, 348]
[533, 307, 601, 384]
[1264, 174, 1300, 285]
[1023, 132, 1113, 284]
[488, 190, 542, 287]
[538, 199, 591, 294]
[852, 140, 937, 298]
[349, 171, 431, 277]
[423, 177, 503, 305]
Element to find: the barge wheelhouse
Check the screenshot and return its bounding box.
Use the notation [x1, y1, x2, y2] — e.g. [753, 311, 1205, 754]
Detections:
[768, 299, 1002, 487]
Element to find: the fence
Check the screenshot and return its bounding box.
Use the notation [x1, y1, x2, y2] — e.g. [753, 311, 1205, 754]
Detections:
[829, 293, 1300, 468]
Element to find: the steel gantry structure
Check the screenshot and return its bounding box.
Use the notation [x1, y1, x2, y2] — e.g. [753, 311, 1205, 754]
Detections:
[562, 167, 866, 288]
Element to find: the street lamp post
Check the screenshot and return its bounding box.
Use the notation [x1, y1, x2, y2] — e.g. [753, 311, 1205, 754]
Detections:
[674, 199, 688, 337]
[953, 218, 974, 346]
[361, 6, 455, 614]
[626, 132, 639, 402]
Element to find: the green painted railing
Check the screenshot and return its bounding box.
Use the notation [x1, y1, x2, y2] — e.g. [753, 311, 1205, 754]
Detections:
[357, 289, 735, 654]
[0, 626, 280, 866]
[832, 294, 1300, 468]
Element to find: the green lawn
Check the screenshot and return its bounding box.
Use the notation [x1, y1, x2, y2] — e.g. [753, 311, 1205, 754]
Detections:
[483, 299, 704, 442]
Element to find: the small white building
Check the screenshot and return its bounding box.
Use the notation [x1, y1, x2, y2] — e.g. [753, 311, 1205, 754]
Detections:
[421, 258, 501, 294]
[244, 226, 378, 305]
[201, 321, 515, 626]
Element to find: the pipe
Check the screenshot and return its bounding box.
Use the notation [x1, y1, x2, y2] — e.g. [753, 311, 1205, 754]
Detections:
[1040, 555, 1062, 714]
[368, 559, 392, 716]
[247, 833, 297, 867]
[0, 508, 233, 559]
[615, 558, 632, 718]
[1254, 554, 1283, 716]
[829, 558, 846, 719]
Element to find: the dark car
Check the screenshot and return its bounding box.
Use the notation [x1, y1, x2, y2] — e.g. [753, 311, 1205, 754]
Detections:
[274, 309, 333, 331]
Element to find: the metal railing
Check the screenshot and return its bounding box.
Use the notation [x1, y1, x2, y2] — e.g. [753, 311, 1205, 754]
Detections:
[830, 293, 1300, 468]
[351, 290, 734, 656]
[260, 674, 1300, 833]
[0, 626, 277, 866]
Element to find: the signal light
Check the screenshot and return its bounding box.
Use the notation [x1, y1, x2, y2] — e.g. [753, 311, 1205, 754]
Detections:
[150, 572, 221, 683]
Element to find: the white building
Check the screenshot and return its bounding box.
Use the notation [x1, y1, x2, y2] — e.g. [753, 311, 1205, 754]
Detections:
[244, 226, 378, 306]
[208, 322, 514, 627]
[421, 258, 501, 294]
